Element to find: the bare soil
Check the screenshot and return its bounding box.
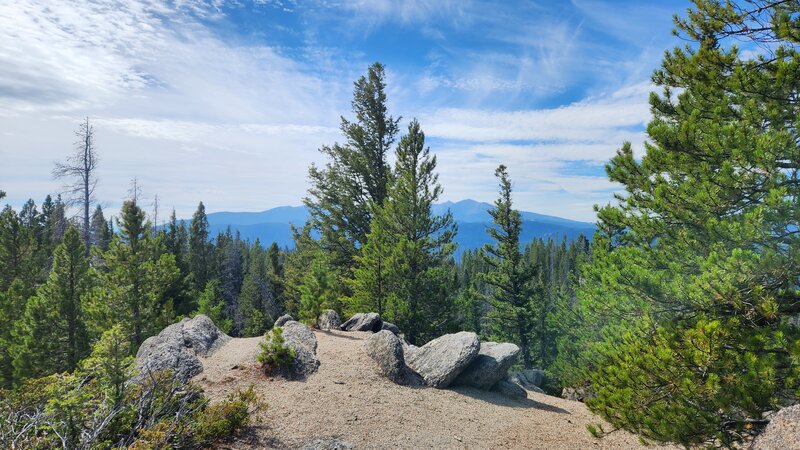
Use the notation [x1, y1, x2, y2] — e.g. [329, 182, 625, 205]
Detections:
[195, 329, 675, 450]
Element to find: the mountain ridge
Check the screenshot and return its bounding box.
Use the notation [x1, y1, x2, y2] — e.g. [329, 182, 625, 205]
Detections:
[201, 199, 596, 250]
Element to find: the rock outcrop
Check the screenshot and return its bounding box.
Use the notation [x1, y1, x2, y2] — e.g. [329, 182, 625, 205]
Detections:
[509, 369, 545, 391]
[365, 330, 406, 384]
[562, 385, 592, 402]
[274, 314, 294, 328]
[752, 404, 800, 450]
[493, 379, 528, 399]
[276, 320, 320, 378]
[454, 342, 519, 389]
[406, 331, 480, 388]
[136, 315, 230, 382]
[318, 310, 341, 331]
[340, 312, 382, 332]
[381, 321, 401, 336]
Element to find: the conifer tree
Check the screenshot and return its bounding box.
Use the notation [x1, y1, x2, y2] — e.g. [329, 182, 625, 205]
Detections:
[305, 62, 400, 280]
[88, 200, 179, 347]
[189, 201, 213, 295]
[196, 280, 232, 334]
[238, 241, 278, 336]
[298, 252, 336, 326]
[13, 228, 92, 380]
[482, 165, 537, 368]
[351, 120, 457, 344]
[574, 1, 800, 445]
[0, 280, 27, 388]
[164, 208, 193, 315]
[0, 206, 40, 292]
[90, 205, 112, 251]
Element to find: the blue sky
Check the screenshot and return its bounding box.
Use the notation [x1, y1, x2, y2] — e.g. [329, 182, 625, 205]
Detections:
[0, 0, 692, 222]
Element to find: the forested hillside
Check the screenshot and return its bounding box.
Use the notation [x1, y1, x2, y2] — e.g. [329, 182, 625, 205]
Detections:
[1, 0, 799, 448]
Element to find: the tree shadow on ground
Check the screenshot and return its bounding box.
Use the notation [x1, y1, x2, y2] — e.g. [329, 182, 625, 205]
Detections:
[450, 386, 571, 414]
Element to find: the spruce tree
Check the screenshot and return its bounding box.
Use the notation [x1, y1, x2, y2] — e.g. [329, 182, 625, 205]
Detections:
[305, 62, 400, 281]
[13, 228, 92, 380]
[481, 165, 537, 368]
[238, 241, 278, 336]
[189, 202, 213, 296]
[574, 1, 800, 445]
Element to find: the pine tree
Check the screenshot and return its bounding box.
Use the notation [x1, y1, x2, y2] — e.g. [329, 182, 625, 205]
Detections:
[196, 280, 232, 334]
[90, 205, 112, 251]
[305, 62, 400, 282]
[351, 119, 457, 344]
[88, 200, 179, 347]
[189, 202, 213, 296]
[284, 224, 319, 317]
[482, 165, 537, 368]
[13, 228, 92, 380]
[238, 241, 278, 336]
[573, 1, 800, 445]
[298, 252, 336, 326]
[0, 205, 40, 292]
[164, 209, 193, 315]
[348, 217, 393, 316]
[0, 280, 27, 388]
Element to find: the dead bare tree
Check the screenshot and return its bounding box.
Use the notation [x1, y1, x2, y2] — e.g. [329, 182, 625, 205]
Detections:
[53, 117, 99, 256]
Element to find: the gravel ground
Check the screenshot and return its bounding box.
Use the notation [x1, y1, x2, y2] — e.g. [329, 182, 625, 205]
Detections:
[195, 328, 677, 450]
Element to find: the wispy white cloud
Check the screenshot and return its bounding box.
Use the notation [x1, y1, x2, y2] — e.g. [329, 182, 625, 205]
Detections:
[1, 0, 684, 222]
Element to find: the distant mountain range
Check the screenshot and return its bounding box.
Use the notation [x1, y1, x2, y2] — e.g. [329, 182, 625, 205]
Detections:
[203, 199, 596, 252]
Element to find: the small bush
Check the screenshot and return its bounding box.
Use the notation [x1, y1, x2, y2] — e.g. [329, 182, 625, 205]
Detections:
[258, 327, 296, 375]
[193, 385, 263, 446]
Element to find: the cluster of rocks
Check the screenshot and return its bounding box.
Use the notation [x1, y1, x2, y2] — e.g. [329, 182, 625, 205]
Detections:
[135, 315, 230, 382]
[338, 312, 531, 398]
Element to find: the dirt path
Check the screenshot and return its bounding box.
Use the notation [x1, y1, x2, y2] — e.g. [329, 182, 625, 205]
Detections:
[195, 329, 674, 450]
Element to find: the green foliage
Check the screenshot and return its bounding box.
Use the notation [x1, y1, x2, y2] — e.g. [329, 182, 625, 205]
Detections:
[481, 165, 538, 368]
[349, 119, 458, 344]
[298, 252, 337, 326]
[570, 1, 800, 446]
[87, 200, 179, 347]
[258, 327, 296, 375]
[13, 227, 92, 381]
[189, 201, 214, 297]
[305, 62, 400, 289]
[239, 240, 279, 336]
[0, 328, 259, 449]
[196, 280, 233, 334]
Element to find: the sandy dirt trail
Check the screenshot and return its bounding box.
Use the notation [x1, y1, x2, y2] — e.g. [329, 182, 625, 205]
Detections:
[195, 329, 675, 450]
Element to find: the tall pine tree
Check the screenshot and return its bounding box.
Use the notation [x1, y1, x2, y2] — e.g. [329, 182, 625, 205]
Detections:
[13, 227, 92, 380]
[481, 165, 538, 368]
[305, 62, 400, 283]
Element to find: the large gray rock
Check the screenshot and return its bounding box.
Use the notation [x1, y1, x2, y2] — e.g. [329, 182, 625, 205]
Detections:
[509, 369, 545, 390]
[301, 438, 354, 450]
[406, 331, 480, 388]
[752, 405, 800, 450]
[454, 342, 519, 389]
[381, 321, 401, 336]
[274, 314, 294, 328]
[365, 330, 406, 384]
[318, 309, 341, 331]
[136, 315, 230, 382]
[493, 379, 528, 399]
[340, 312, 382, 332]
[273, 320, 319, 378]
